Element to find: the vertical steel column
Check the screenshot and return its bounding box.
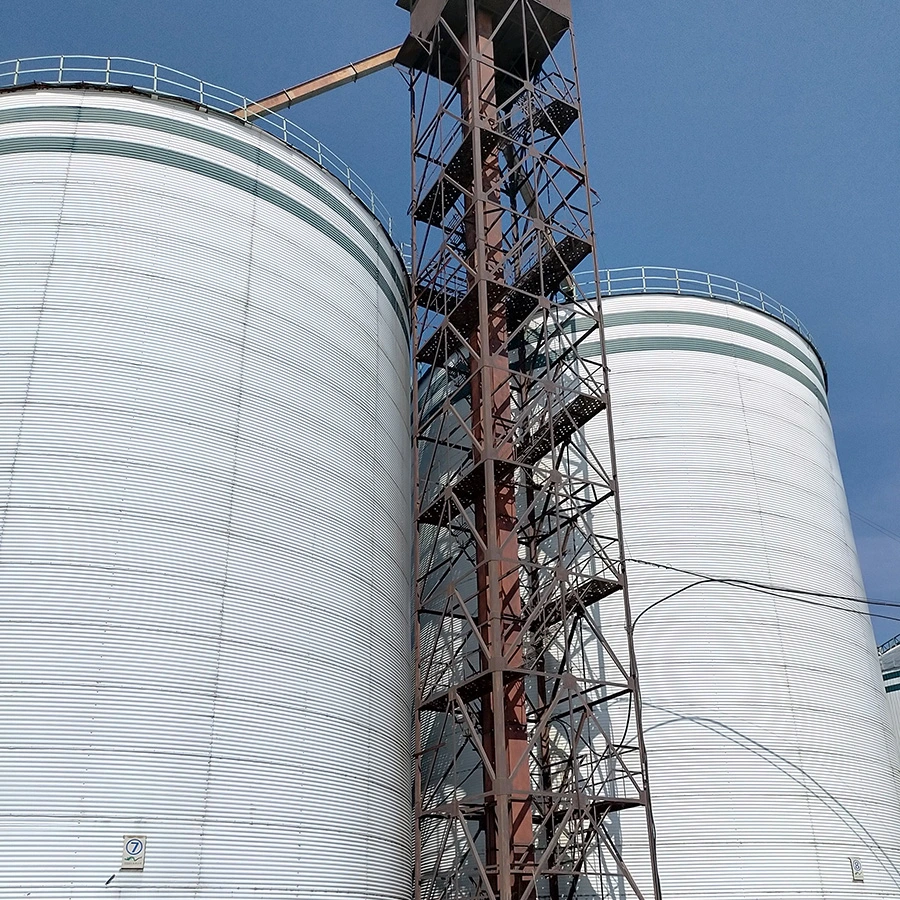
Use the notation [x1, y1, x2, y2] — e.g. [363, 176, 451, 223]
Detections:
[401, 2, 662, 899]
[461, 7, 534, 896]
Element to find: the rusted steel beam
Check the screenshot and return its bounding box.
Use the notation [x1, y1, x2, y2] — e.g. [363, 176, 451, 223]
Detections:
[233, 45, 402, 121]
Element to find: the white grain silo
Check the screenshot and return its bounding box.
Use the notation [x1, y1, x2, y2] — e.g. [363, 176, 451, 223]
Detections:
[0, 59, 412, 899]
[581, 267, 900, 898]
[879, 637, 900, 770]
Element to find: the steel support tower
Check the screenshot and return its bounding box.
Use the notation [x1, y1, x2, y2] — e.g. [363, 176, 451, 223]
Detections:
[400, 2, 662, 899]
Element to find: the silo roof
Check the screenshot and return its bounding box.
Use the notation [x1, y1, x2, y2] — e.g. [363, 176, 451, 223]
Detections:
[0, 55, 399, 243]
[589, 266, 826, 388]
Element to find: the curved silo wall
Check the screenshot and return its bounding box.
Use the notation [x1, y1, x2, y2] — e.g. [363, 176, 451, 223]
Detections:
[577, 289, 900, 897]
[880, 643, 900, 771]
[0, 86, 412, 898]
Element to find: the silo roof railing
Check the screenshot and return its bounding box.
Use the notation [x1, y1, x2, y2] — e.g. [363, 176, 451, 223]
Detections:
[879, 632, 900, 656]
[0, 55, 396, 238]
[581, 266, 815, 347]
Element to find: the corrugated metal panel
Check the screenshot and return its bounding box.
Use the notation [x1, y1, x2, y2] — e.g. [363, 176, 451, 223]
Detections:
[886, 687, 900, 773]
[0, 88, 412, 898]
[880, 650, 900, 778]
[580, 292, 900, 897]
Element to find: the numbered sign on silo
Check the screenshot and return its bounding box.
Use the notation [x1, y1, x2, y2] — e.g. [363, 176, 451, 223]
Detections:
[121, 836, 147, 870]
[849, 858, 864, 882]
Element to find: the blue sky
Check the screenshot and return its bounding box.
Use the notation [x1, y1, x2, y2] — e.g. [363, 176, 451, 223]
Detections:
[4, 1, 899, 641]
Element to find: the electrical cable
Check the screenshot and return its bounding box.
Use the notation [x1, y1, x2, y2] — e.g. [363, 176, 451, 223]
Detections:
[851, 509, 900, 547]
[630, 578, 713, 629]
[625, 557, 900, 628]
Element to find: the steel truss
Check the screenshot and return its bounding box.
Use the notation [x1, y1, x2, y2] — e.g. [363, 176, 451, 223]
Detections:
[400, 2, 662, 899]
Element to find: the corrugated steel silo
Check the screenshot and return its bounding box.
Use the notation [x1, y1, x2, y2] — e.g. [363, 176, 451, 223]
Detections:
[879, 638, 900, 771]
[581, 268, 900, 897]
[0, 64, 412, 899]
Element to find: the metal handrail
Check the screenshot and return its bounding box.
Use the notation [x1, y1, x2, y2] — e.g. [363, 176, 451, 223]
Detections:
[879, 633, 900, 657]
[580, 266, 815, 348]
[0, 55, 394, 237]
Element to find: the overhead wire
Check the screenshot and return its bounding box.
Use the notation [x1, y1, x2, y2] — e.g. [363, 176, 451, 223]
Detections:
[625, 557, 900, 629]
[850, 509, 900, 547]
[630, 577, 714, 629]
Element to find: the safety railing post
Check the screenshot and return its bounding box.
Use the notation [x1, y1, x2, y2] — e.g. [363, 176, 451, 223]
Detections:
[575, 266, 815, 348]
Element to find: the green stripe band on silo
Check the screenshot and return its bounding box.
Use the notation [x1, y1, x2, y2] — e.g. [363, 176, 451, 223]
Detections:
[602, 309, 825, 390]
[0, 133, 409, 338]
[0, 105, 409, 311]
[582, 336, 828, 408]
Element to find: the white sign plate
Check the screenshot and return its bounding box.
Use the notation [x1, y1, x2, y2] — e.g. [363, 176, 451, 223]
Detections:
[122, 835, 147, 870]
[849, 857, 864, 882]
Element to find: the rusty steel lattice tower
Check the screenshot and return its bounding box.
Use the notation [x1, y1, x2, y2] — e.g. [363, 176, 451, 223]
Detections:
[399, 2, 662, 899]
